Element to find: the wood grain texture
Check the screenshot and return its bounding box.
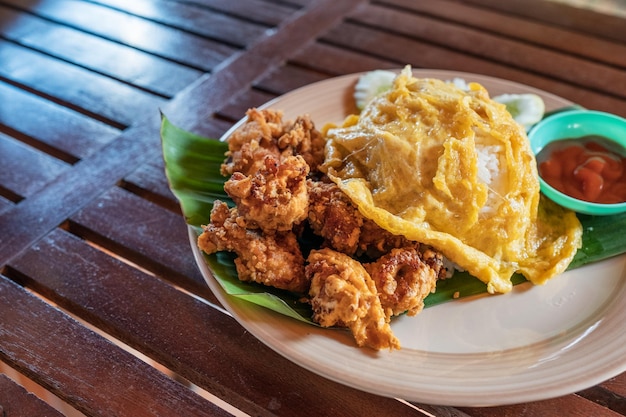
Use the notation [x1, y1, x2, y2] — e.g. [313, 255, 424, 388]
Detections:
[0, 0, 624, 415]
[0, 277, 231, 417]
[5, 228, 432, 417]
[0, 375, 66, 417]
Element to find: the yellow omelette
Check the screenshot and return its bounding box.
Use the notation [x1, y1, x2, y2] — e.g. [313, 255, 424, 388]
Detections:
[322, 67, 582, 294]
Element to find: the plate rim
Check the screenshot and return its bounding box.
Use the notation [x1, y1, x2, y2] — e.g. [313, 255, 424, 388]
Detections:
[190, 69, 626, 406]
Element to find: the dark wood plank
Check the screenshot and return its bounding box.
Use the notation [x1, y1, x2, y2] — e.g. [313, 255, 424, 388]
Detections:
[0, 116, 162, 266]
[0, 40, 165, 128]
[216, 88, 277, 121]
[378, 0, 626, 69]
[319, 22, 626, 117]
[0, 5, 202, 97]
[347, 4, 626, 99]
[176, 0, 299, 26]
[0, 374, 66, 417]
[602, 373, 626, 398]
[2, 0, 240, 70]
[0, 196, 12, 215]
[0, 81, 120, 160]
[6, 228, 429, 417]
[0, 276, 231, 417]
[0, 132, 69, 200]
[577, 385, 626, 415]
[67, 186, 211, 297]
[255, 64, 332, 95]
[459, 394, 623, 417]
[0, 0, 364, 264]
[455, 0, 626, 43]
[90, 0, 271, 47]
[291, 41, 397, 75]
[162, 0, 370, 131]
[122, 160, 179, 212]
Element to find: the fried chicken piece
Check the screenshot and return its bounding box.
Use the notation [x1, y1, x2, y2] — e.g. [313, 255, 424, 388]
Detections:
[221, 108, 325, 176]
[224, 154, 310, 232]
[306, 248, 400, 350]
[277, 114, 326, 172]
[307, 179, 363, 255]
[198, 200, 309, 293]
[307, 178, 417, 257]
[357, 219, 418, 258]
[221, 108, 284, 176]
[365, 247, 444, 318]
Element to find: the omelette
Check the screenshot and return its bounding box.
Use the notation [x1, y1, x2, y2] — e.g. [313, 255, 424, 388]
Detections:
[322, 67, 582, 294]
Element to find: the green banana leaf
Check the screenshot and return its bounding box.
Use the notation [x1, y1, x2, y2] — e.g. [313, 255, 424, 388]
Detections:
[161, 113, 626, 325]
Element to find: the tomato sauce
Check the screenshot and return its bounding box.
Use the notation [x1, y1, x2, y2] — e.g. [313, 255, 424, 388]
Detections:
[537, 135, 626, 204]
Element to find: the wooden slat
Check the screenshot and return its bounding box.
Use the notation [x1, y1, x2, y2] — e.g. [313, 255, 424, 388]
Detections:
[176, 0, 299, 26]
[0, 5, 202, 97]
[67, 186, 211, 297]
[458, 394, 623, 417]
[0, 374, 66, 417]
[291, 41, 397, 75]
[455, 0, 626, 43]
[319, 22, 626, 116]
[6, 228, 429, 417]
[0, 0, 368, 266]
[602, 373, 626, 398]
[378, 0, 626, 68]
[0, 117, 161, 266]
[162, 0, 370, 131]
[0, 40, 165, 128]
[0, 276, 231, 417]
[347, 4, 626, 99]
[90, 0, 272, 47]
[255, 64, 332, 95]
[1, 0, 240, 70]
[0, 81, 120, 160]
[216, 88, 277, 121]
[0, 132, 69, 200]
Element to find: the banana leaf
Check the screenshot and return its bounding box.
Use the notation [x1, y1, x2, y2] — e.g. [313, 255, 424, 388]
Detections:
[161, 113, 626, 325]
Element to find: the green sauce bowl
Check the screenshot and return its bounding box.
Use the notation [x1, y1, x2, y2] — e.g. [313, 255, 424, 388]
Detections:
[528, 109, 626, 215]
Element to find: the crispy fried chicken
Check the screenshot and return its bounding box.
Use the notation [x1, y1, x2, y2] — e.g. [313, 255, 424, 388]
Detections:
[365, 247, 444, 318]
[225, 154, 309, 233]
[198, 201, 309, 293]
[306, 248, 400, 350]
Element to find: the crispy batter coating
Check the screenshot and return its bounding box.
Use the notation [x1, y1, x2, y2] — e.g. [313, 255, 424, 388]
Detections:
[221, 108, 325, 176]
[278, 113, 326, 172]
[366, 247, 444, 318]
[307, 178, 417, 257]
[198, 201, 309, 293]
[307, 179, 363, 255]
[225, 154, 309, 232]
[306, 248, 400, 350]
[221, 109, 284, 176]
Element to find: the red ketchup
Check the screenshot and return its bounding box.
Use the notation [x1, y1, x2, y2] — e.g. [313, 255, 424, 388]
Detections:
[537, 135, 626, 204]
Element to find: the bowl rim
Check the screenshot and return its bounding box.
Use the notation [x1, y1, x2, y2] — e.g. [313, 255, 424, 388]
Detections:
[528, 109, 626, 215]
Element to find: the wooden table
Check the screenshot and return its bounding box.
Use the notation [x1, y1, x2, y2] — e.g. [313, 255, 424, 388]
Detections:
[1, 1, 625, 416]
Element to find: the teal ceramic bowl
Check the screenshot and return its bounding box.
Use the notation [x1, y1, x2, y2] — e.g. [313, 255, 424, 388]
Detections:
[528, 109, 626, 216]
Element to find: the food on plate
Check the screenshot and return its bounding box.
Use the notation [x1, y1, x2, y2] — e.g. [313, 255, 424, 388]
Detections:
[307, 179, 418, 257]
[197, 67, 584, 350]
[198, 107, 444, 350]
[306, 248, 400, 350]
[353, 69, 546, 132]
[323, 66, 582, 294]
[365, 247, 444, 318]
[198, 200, 308, 293]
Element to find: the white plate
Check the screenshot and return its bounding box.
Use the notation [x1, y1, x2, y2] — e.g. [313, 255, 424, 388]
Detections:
[190, 70, 626, 406]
